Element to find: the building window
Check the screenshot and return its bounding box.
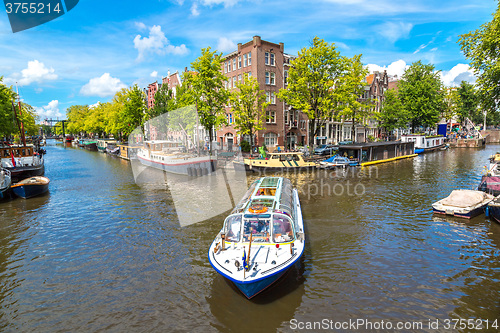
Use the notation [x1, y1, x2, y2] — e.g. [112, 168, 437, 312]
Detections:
[227, 113, 233, 124]
[248, 71, 252, 77]
[233, 59, 236, 71]
[225, 62, 228, 73]
[264, 132, 278, 146]
[232, 76, 236, 88]
[228, 61, 231, 72]
[266, 91, 276, 104]
[238, 74, 242, 82]
[238, 56, 241, 69]
[266, 110, 276, 123]
[284, 70, 288, 85]
[265, 72, 275, 85]
[265, 52, 269, 65]
[270, 53, 275, 66]
[243, 54, 247, 67]
[248, 52, 251, 65]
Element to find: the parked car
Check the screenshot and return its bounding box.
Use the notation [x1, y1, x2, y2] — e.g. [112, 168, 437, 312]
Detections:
[314, 144, 336, 155]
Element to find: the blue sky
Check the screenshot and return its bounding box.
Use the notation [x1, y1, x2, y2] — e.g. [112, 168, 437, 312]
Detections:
[0, 0, 497, 121]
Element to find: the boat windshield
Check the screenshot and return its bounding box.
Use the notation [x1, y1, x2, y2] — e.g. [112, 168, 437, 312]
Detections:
[224, 214, 242, 242]
[243, 217, 270, 243]
[272, 214, 294, 243]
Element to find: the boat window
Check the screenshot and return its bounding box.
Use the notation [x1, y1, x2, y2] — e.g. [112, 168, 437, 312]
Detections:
[243, 218, 270, 243]
[250, 198, 274, 208]
[272, 155, 279, 159]
[232, 181, 258, 213]
[224, 214, 242, 242]
[272, 214, 294, 243]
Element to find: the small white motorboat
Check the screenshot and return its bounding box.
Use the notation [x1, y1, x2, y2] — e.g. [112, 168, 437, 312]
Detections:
[432, 189, 494, 219]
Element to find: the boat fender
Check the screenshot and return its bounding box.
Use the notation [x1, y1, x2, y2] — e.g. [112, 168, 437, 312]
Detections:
[214, 242, 220, 253]
[485, 206, 490, 217]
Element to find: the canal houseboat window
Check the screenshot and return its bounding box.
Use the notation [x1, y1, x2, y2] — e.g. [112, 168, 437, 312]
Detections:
[243, 218, 270, 243]
[273, 214, 294, 243]
[224, 215, 242, 242]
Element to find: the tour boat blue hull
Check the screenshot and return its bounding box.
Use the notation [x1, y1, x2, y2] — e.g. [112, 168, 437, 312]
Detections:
[232, 270, 287, 299]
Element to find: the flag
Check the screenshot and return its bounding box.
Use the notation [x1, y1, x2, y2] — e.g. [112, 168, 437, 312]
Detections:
[10, 151, 16, 168]
[242, 249, 249, 271]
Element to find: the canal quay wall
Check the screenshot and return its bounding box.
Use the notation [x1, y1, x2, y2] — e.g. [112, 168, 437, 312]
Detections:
[482, 129, 500, 143]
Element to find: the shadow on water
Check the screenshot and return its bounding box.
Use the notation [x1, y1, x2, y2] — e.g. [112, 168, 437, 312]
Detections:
[207, 257, 307, 333]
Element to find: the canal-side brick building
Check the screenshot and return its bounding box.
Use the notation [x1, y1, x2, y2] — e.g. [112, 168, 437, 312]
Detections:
[216, 36, 308, 151]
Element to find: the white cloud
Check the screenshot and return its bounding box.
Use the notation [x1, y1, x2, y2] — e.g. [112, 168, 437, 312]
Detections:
[367, 60, 408, 78]
[5, 60, 58, 86]
[191, 3, 200, 16]
[217, 37, 237, 53]
[440, 64, 475, 87]
[375, 21, 413, 43]
[89, 102, 101, 109]
[80, 73, 127, 97]
[201, 0, 240, 8]
[35, 100, 64, 120]
[135, 22, 147, 31]
[150, 71, 158, 78]
[133, 25, 189, 62]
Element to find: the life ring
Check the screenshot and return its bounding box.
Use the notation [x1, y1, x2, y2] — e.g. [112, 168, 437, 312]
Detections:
[249, 204, 268, 214]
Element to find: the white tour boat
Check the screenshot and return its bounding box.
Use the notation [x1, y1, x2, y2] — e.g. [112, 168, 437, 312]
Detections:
[208, 177, 305, 299]
[401, 134, 446, 154]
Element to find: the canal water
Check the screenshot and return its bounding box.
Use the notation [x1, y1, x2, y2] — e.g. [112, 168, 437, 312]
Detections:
[0, 140, 499, 332]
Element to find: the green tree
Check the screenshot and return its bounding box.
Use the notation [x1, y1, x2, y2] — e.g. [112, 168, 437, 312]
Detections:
[184, 47, 229, 153]
[18, 102, 39, 136]
[0, 77, 17, 137]
[380, 89, 409, 132]
[147, 84, 175, 121]
[278, 36, 349, 149]
[398, 61, 444, 131]
[456, 81, 479, 124]
[229, 74, 269, 148]
[121, 84, 146, 139]
[84, 102, 107, 137]
[442, 88, 460, 123]
[336, 54, 372, 142]
[67, 104, 90, 135]
[459, 2, 500, 115]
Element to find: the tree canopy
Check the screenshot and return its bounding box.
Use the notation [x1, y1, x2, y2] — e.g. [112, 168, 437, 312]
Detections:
[459, 1, 500, 113]
[229, 74, 269, 148]
[398, 61, 444, 131]
[278, 37, 349, 148]
[184, 47, 229, 153]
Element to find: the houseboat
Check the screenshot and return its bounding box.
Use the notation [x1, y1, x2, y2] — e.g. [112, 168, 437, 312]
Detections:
[208, 177, 305, 299]
[137, 140, 216, 176]
[333, 141, 416, 167]
[0, 144, 44, 182]
[236, 152, 316, 172]
[97, 139, 117, 153]
[401, 134, 446, 153]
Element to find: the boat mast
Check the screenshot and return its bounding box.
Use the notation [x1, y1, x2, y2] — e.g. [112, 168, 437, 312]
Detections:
[15, 83, 26, 146]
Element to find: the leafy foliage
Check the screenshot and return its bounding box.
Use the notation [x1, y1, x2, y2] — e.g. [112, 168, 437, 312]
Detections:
[278, 37, 349, 148]
[459, 2, 500, 113]
[229, 74, 268, 147]
[398, 61, 444, 131]
[184, 47, 229, 153]
[380, 89, 408, 132]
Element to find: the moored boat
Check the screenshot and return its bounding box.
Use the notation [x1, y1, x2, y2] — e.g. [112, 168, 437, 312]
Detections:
[137, 140, 216, 176]
[487, 195, 500, 224]
[0, 168, 12, 199]
[477, 153, 500, 195]
[432, 189, 494, 219]
[208, 177, 305, 299]
[401, 134, 446, 154]
[11, 176, 50, 199]
[97, 139, 117, 153]
[0, 144, 44, 182]
[319, 154, 358, 168]
[236, 152, 316, 172]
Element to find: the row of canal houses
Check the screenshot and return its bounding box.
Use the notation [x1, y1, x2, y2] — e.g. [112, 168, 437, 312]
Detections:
[145, 36, 400, 151]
